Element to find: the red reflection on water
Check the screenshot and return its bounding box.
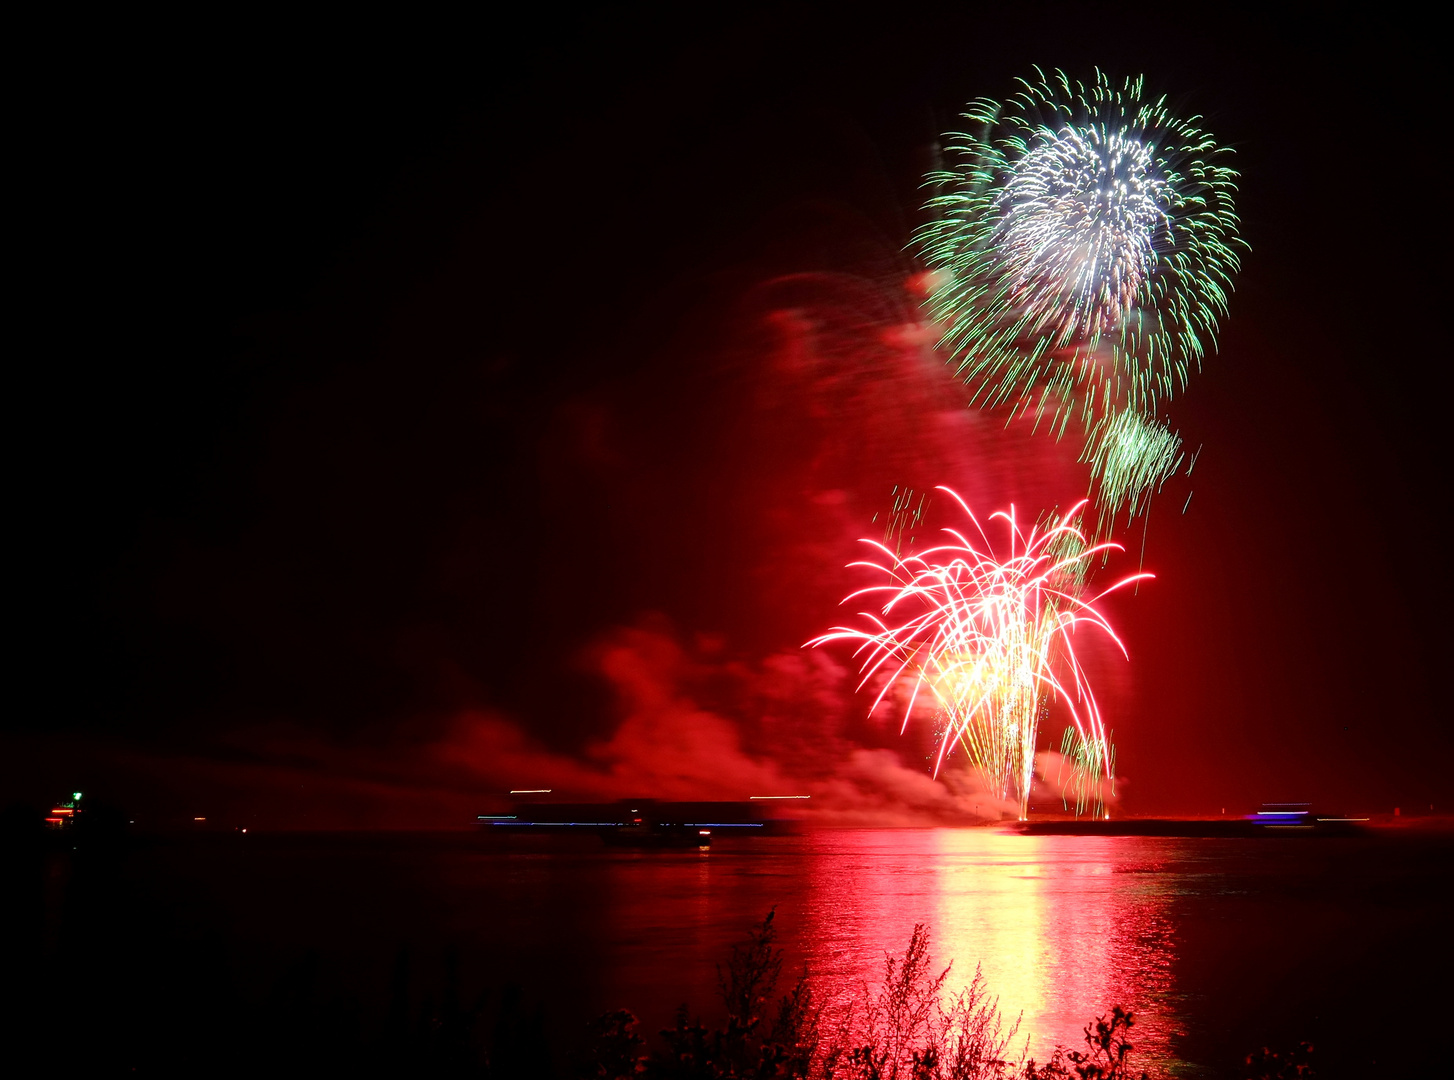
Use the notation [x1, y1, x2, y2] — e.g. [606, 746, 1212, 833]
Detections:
[802, 830, 1177, 1064]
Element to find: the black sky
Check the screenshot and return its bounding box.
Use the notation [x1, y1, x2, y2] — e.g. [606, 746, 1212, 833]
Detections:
[11, 4, 1450, 819]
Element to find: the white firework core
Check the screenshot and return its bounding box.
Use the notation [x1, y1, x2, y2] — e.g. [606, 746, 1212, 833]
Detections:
[996, 126, 1169, 343]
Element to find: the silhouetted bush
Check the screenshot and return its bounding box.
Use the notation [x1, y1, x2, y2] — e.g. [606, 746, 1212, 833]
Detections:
[577, 909, 821, 1079]
[1019, 1006, 1145, 1080]
[1242, 1041, 1315, 1080]
[565, 915, 1240, 1080]
[822, 923, 1018, 1080]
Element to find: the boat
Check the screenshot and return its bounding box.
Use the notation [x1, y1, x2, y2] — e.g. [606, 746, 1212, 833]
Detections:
[476, 799, 773, 848]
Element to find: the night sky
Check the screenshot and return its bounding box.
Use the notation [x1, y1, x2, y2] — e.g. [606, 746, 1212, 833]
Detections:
[11, 5, 1449, 826]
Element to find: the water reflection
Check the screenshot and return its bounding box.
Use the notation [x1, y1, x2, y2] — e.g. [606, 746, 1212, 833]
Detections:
[802, 830, 1177, 1063]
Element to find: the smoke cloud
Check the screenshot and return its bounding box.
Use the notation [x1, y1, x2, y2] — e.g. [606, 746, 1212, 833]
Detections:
[436, 615, 1023, 824]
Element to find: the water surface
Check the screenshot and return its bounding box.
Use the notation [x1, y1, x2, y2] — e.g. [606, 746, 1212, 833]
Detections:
[31, 826, 1453, 1076]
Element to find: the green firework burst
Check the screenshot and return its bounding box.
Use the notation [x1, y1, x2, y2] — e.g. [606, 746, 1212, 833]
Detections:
[917, 67, 1242, 524]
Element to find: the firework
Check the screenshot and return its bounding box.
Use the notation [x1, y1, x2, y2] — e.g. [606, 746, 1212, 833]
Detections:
[809, 489, 1147, 818]
[1057, 725, 1117, 818]
[871, 485, 930, 557]
[1081, 410, 1184, 536]
[917, 68, 1241, 525]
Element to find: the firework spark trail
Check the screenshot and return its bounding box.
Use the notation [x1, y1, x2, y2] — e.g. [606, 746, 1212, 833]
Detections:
[1081, 410, 1184, 537]
[1058, 724, 1117, 818]
[916, 67, 1243, 531]
[808, 488, 1149, 818]
[871, 485, 930, 557]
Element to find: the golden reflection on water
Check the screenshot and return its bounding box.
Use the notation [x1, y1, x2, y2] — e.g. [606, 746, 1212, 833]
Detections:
[802, 829, 1178, 1064]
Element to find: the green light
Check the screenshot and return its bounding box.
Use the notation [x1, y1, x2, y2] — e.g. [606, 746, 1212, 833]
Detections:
[915, 66, 1243, 536]
[74, 792, 83, 801]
